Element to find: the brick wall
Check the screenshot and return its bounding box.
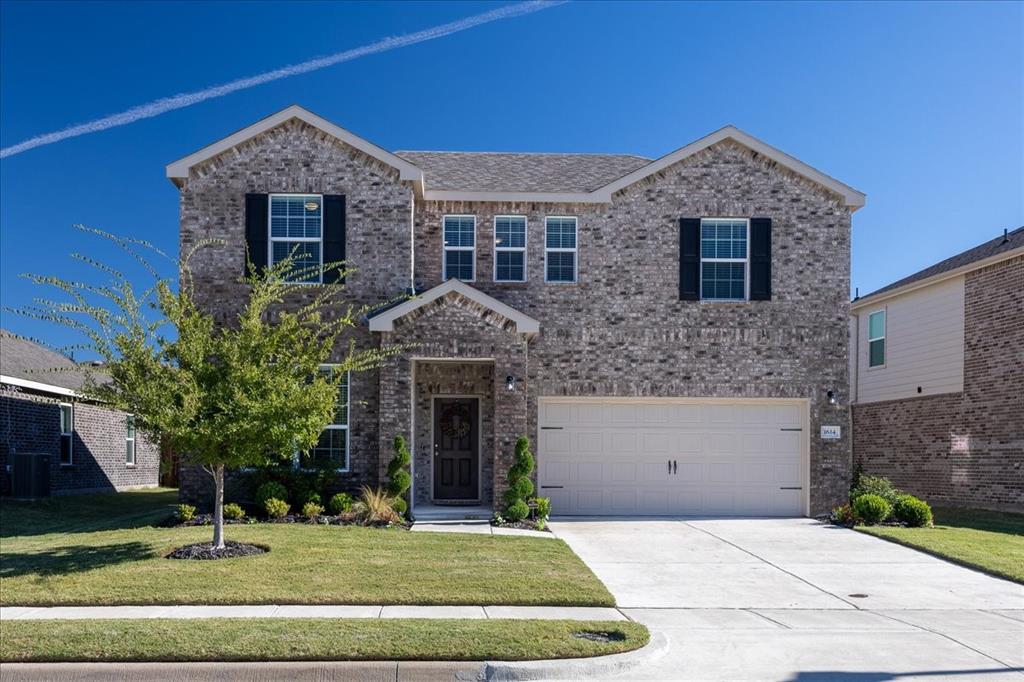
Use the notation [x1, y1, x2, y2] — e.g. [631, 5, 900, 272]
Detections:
[0, 386, 160, 496]
[852, 255, 1024, 510]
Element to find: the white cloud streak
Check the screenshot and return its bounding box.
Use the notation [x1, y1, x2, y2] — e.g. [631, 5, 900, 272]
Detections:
[1, 1, 566, 159]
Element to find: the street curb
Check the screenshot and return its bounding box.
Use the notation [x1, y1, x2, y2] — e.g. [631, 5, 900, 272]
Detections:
[481, 630, 669, 681]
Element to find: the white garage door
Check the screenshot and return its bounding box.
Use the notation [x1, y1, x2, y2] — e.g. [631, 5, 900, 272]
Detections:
[538, 399, 806, 516]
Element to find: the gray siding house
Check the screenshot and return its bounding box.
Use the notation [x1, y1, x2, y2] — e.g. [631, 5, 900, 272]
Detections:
[0, 331, 160, 497]
[171, 105, 865, 517]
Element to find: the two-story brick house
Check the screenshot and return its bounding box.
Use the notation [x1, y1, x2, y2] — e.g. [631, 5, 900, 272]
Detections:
[170, 105, 865, 517]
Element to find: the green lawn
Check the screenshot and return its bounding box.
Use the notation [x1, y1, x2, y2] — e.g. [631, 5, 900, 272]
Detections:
[858, 506, 1024, 583]
[0, 618, 649, 663]
[0, 489, 613, 606]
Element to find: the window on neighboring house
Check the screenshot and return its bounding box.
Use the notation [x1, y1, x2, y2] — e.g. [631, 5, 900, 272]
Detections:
[700, 218, 748, 301]
[269, 194, 323, 283]
[300, 367, 350, 471]
[545, 217, 577, 283]
[443, 215, 476, 281]
[58, 403, 73, 466]
[125, 415, 136, 466]
[494, 216, 527, 282]
[868, 310, 886, 367]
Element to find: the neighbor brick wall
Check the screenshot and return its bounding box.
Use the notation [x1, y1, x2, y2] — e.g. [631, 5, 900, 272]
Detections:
[852, 255, 1024, 510]
[0, 386, 160, 496]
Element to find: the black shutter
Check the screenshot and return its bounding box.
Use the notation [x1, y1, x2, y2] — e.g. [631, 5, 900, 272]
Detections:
[322, 195, 346, 284]
[244, 193, 268, 277]
[679, 218, 701, 300]
[749, 217, 772, 301]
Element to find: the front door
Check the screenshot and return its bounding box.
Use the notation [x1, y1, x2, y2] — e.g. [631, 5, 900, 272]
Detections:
[433, 398, 479, 501]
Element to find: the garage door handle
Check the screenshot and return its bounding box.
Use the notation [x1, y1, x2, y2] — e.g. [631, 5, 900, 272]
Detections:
[540, 485, 563, 489]
[668, 460, 672, 475]
[779, 486, 803, 490]
[673, 460, 677, 475]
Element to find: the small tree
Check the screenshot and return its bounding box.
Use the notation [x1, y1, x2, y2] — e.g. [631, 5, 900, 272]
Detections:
[504, 436, 534, 521]
[386, 435, 412, 515]
[14, 227, 398, 549]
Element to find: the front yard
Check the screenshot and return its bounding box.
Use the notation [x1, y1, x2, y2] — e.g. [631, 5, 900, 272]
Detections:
[858, 506, 1024, 583]
[0, 489, 613, 607]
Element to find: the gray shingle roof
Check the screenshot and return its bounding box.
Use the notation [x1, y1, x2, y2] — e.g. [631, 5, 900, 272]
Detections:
[858, 226, 1024, 300]
[0, 330, 92, 392]
[394, 151, 652, 193]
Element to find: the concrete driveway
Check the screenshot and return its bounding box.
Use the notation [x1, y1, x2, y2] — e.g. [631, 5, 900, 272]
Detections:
[550, 518, 1024, 681]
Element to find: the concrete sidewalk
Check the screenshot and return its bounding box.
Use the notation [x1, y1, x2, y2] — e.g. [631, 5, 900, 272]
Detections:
[0, 604, 626, 621]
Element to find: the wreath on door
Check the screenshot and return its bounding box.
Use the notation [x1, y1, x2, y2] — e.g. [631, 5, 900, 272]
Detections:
[439, 404, 471, 439]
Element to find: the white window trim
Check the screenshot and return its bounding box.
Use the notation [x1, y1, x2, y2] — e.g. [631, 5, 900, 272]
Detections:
[442, 215, 476, 282]
[699, 217, 750, 302]
[294, 366, 351, 473]
[544, 216, 578, 284]
[268, 193, 324, 285]
[125, 415, 136, 467]
[868, 309, 886, 369]
[493, 215, 528, 283]
[58, 402, 73, 467]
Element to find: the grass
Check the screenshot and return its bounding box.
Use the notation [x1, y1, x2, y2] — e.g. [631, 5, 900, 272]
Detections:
[858, 506, 1024, 583]
[0, 489, 613, 607]
[0, 618, 649, 663]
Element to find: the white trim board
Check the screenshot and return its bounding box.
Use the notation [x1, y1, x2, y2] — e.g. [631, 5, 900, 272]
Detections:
[1, 375, 79, 397]
[368, 279, 540, 334]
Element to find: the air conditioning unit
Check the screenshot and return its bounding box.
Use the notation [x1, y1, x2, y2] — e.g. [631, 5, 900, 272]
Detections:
[12, 453, 51, 499]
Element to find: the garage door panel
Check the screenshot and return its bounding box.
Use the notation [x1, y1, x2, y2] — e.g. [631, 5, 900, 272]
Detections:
[539, 399, 805, 517]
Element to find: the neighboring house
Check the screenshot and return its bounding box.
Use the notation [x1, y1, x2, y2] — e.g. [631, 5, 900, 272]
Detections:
[169, 105, 866, 517]
[0, 330, 160, 497]
[850, 228, 1023, 511]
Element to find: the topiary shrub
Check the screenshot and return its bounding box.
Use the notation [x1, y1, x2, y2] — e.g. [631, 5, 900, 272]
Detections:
[893, 495, 933, 527]
[852, 494, 891, 525]
[504, 437, 535, 522]
[222, 503, 246, 521]
[256, 481, 289, 510]
[302, 501, 325, 518]
[176, 504, 197, 522]
[264, 497, 290, 519]
[851, 474, 902, 507]
[386, 435, 412, 515]
[329, 492, 354, 515]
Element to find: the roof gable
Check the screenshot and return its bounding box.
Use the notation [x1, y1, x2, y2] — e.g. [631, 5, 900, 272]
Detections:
[368, 280, 539, 335]
[166, 105, 424, 191]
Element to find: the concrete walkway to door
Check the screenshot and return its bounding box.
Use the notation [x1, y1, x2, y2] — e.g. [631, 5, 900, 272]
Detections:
[550, 517, 1024, 681]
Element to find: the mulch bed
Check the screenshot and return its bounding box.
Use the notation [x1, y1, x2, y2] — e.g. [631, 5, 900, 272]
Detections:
[165, 540, 268, 560]
[165, 513, 409, 530]
[491, 519, 550, 532]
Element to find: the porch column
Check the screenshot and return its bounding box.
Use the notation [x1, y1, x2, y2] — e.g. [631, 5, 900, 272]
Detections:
[492, 345, 529, 510]
[378, 350, 413, 491]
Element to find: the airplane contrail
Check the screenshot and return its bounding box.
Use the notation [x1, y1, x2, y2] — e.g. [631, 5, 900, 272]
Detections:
[0, 1, 566, 159]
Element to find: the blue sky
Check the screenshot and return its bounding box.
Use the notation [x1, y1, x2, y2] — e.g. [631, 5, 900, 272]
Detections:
[1, 1, 1021, 351]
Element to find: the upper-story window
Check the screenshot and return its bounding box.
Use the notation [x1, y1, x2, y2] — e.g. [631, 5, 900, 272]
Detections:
[300, 366, 350, 471]
[270, 194, 323, 283]
[700, 218, 748, 301]
[443, 215, 476, 281]
[545, 217, 577, 283]
[494, 216, 527, 282]
[868, 310, 886, 367]
[59, 403, 73, 466]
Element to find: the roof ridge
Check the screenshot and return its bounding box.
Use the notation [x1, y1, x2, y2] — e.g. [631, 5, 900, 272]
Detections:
[395, 150, 652, 159]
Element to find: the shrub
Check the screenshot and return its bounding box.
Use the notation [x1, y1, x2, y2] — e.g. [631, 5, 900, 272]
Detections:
[302, 501, 325, 518]
[830, 504, 857, 526]
[176, 504, 197, 521]
[532, 496, 551, 520]
[504, 437, 535, 522]
[852, 494, 891, 525]
[352, 486, 402, 525]
[300, 491, 322, 507]
[264, 497, 290, 519]
[893, 495, 933, 527]
[329, 492, 354, 515]
[386, 435, 412, 515]
[222, 503, 246, 521]
[850, 474, 902, 507]
[256, 481, 289, 510]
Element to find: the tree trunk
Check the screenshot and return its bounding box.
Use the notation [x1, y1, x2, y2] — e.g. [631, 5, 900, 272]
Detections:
[212, 463, 225, 549]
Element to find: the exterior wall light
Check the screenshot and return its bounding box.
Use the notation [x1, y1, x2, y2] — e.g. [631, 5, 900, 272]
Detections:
[506, 375, 516, 392]
[827, 390, 837, 405]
